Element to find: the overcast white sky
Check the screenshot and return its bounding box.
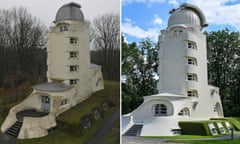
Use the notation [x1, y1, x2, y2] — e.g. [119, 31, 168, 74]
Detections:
[0, 0, 120, 27]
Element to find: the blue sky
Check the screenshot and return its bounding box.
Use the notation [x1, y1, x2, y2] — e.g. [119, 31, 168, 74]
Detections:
[122, 0, 240, 43]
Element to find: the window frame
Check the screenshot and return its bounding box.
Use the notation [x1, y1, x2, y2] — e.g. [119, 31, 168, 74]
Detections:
[60, 25, 68, 32]
[187, 90, 198, 97]
[154, 104, 167, 116]
[69, 79, 78, 85]
[70, 51, 78, 58]
[187, 73, 198, 81]
[187, 41, 197, 50]
[69, 65, 78, 72]
[69, 37, 77, 44]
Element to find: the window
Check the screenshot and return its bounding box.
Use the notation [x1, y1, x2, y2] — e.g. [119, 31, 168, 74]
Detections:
[61, 99, 68, 105]
[70, 51, 78, 58]
[70, 37, 77, 44]
[174, 29, 183, 35]
[178, 108, 190, 116]
[187, 73, 198, 81]
[70, 65, 77, 72]
[187, 41, 197, 50]
[60, 25, 68, 32]
[187, 57, 197, 65]
[70, 79, 78, 85]
[187, 90, 198, 97]
[154, 104, 167, 116]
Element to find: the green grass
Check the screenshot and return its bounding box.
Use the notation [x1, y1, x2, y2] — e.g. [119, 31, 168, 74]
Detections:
[103, 120, 120, 144]
[168, 137, 240, 144]
[7, 80, 120, 144]
[144, 135, 216, 139]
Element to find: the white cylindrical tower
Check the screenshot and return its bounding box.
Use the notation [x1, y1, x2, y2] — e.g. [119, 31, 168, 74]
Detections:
[157, 3, 208, 99]
[47, 2, 90, 88]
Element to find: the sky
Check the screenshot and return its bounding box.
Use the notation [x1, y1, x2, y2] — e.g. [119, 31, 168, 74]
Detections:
[122, 0, 240, 43]
[0, 0, 120, 27]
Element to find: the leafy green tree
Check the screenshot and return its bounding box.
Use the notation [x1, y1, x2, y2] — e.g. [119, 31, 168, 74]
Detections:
[207, 29, 240, 116]
[122, 37, 158, 114]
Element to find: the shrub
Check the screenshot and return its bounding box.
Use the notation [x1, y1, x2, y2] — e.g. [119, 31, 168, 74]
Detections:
[179, 121, 211, 136]
[210, 117, 240, 131]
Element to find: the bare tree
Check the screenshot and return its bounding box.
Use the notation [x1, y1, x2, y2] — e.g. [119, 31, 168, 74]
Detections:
[0, 7, 47, 88]
[91, 13, 120, 81]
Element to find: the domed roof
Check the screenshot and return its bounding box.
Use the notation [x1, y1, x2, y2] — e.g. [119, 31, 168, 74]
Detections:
[55, 2, 84, 23]
[168, 3, 208, 28]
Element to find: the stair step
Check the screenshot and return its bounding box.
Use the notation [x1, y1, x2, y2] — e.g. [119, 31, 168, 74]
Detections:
[6, 121, 23, 137]
[124, 124, 143, 136]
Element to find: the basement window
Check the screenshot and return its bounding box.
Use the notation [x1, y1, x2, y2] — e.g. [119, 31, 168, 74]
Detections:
[154, 104, 167, 116]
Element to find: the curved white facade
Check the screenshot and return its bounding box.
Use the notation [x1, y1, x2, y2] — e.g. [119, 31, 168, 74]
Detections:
[122, 3, 223, 136]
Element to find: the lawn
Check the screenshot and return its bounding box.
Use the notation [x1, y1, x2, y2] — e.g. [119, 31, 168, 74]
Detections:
[169, 138, 240, 144]
[0, 80, 120, 144]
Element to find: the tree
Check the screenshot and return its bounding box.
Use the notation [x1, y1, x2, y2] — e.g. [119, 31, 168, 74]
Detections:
[207, 29, 240, 116]
[122, 37, 158, 114]
[91, 13, 120, 81]
[0, 7, 47, 88]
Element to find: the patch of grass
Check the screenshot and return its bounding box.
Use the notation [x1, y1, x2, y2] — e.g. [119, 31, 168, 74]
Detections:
[103, 120, 120, 144]
[144, 135, 216, 139]
[169, 137, 240, 144]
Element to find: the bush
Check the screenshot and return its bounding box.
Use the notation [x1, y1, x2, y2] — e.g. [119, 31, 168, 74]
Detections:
[179, 121, 211, 136]
[210, 117, 240, 131]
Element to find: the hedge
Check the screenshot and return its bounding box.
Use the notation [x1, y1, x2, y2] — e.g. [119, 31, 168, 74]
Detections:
[210, 117, 240, 131]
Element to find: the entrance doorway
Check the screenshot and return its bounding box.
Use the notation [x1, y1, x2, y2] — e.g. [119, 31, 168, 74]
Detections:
[41, 95, 50, 112]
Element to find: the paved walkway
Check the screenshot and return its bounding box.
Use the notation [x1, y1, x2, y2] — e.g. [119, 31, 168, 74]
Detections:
[0, 134, 15, 144]
[85, 106, 120, 144]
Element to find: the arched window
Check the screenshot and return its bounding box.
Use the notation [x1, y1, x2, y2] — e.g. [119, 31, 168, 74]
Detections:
[154, 104, 167, 116]
[178, 108, 190, 116]
[186, 73, 198, 81]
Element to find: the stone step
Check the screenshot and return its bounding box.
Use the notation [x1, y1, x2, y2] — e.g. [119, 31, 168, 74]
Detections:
[124, 124, 143, 136]
[6, 121, 23, 137]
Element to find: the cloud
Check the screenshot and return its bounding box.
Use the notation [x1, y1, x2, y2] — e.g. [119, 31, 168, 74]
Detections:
[122, 18, 160, 41]
[122, 0, 165, 5]
[168, 0, 180, 6]
[152, 14, 163, 25]
[187, 0, 240, 29]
